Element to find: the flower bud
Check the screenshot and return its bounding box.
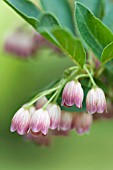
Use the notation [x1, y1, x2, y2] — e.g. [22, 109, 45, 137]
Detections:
[47, 103, 61, 130]
[86, 87, 107, 114]
[62, 81, 84, 108]
[74, 113, 93, 135]
[59, 111, 73, 131]
[10, 107, 30, 135]
[30, 109, 50, 135]
[36, 96, 48, 110]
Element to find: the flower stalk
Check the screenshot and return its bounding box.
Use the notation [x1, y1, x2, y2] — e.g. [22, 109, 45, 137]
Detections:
[84, 65, 97, 87]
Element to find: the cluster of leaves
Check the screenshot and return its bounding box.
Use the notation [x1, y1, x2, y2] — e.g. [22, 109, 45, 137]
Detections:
[4, 0, 113, 67]
[4, 0, 113, 112]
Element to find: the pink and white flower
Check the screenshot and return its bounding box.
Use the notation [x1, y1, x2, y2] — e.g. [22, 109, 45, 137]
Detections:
[74, 112, 93, 135]
[30, 109, 50, 135]
[47, 103, 61, 130]
[62, 81, 84, 108]
[59, 111, 73, 131]
[86, 87, 107, 114]
[4, 30, 36, 58]
[10, 107, 31, 135]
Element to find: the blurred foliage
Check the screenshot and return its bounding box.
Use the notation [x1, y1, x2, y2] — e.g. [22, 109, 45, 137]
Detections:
[0, 1, 74, 131]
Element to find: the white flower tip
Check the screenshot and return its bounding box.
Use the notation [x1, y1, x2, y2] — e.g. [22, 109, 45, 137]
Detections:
[10, 125, 15, 133]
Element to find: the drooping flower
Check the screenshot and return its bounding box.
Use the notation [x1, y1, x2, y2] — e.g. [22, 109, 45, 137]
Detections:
[62, 81, 84, 108]
[36, 96, 48, 110]
[86, 87, 107, 114]
[30, 109, 50, 135]
[74, 112, 93, 135]
[10, 107, 31, 135]
[4, 30, 37, 58]
[59, 111, 73, 131]
[47, 103, 61, 130]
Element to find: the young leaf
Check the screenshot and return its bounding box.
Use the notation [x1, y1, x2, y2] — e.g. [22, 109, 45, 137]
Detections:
[38, 13, 60, 30]
[52, 28, 86, 67]
[101, 42, 113, 63]
[39, 0, 75, 33]
[4, 0, 40, 29]
[75, 2, 113, 59]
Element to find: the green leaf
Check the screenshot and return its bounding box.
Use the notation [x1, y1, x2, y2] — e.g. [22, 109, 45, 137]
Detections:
[105, 60, 113, 74]
[4, 0, 85, 67]
[38, 13, 60, 30]
[75, 2, 113, 59]
[40, 0, 75, 33]
[51, 28, 86, 67]
[103, 5, 113, 32]
[38, 13, 61, 45]
[37, 13, 86, 66]
[101, 42, 113, 63]
[77, 0, 105, 19]
[4, 0, 40, 29]
[39, 27, 86, 67]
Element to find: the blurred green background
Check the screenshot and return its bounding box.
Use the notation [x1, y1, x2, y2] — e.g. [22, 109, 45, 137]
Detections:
[1, 1, 113, 170]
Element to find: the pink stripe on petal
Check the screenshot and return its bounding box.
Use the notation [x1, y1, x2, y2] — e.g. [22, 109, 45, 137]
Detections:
[47, 104, 61, 130]
[30, 109, 50, 135]
[62, 81, 76, 107]
[86, 89, 97, 114]
[74, 82, 84, 108]
[96, 88, 107, 113]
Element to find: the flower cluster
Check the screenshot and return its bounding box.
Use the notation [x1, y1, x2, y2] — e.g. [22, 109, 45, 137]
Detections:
[10, 65, 107, 146]
[10, 96, 93, 146]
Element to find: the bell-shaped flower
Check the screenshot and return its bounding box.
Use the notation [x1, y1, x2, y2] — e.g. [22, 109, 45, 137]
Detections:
[10, 107, 31, 135]
[74, 112, 93, 135]
[59, 111, 73, 131]
[86, 87, 107, 114]
[62, 81, 84, 108]
[30, 109, 50, 135]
